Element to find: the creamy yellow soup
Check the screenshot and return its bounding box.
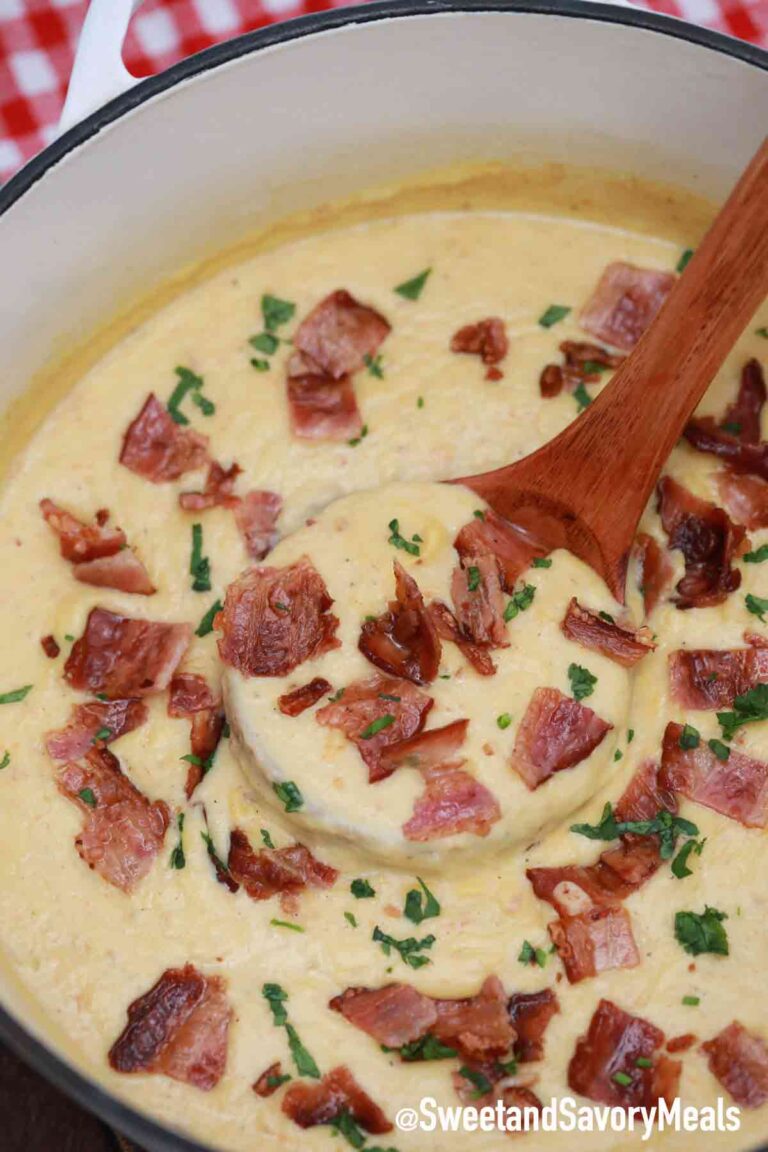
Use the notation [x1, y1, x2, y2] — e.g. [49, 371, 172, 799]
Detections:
[0, 166, 766, 1152]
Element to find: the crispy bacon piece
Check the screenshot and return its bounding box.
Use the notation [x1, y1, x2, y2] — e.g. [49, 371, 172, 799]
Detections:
[168, 673, 218, 716]
[527, 863, 629, 915]
[722, 359, 767, 443]
[716, 470, 768, 529]
[378, 719, 468, 775]
[561, 598, 655, 667]
[329, 984, 438, 1048]
[73, 550, 155, 596]
[41, 634, 60, 659]
[217, 557, 340, 678]
[508, 990, 560, 1063]
[684, 360, 767, 478]
[549, 906, 639, 983]
[453, 1067, 543, 1108]
[702, 1022, 768, 1108]
[286, 372, 363, 441]
[233, 490, 282, 560]
[455, 510, 548, 591]
[432, 976, 515, 1061]
[614, 757, 677, 822]
[316, 673, 432, 783]
[667, 1033, 697, 1054]
[657, 475, 746, 608]
[45, 698, 148, 761]
[404, 761, 501, 841]
[282, 1065, 392, 1134]
[512, 687, 611, 790]
[292, 290, 391, 379]
[253, 1061, 287, 1098]
[428, 601, 497, 676]
[540, 342, 624, 398]
[569, 999, 680, 1108]
[40, 498, 126, 562]
[539, 364, 564, 398]
[179, 461, 242, 511]
[108, 964, 231, 1090]
[451, 555, 508, 648]
[661, 722, 768, 828]
[227, 827, 337, 901]
[634, 532, 673, 616]
[57, 747, 169, 892]
[450, 318, 508, 379]
[668, 638, 768, 709]
[359, 562, 441, 684]
[120, 393, 209, 482]
[580, 262, 675, 351]
[64, 608, 191, 699]
[278, 677, 333, 717]
[168, 674, 223, 796]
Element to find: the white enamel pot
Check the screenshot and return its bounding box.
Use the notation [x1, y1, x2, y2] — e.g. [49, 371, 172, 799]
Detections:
[0, 3, 766, 1150]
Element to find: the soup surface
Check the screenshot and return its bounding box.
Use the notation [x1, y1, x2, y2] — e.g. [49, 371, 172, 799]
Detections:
[0, 168, 767, 1152]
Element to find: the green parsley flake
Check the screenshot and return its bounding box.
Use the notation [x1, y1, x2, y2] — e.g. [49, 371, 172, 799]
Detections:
[459, 1065, 493, 1097]
[532, 557, 552, 569]
[717, 684, 768, 740]
[635, 1058, 653, 1069]
[372, 926, 435, 969]
[273, 780, 304, 812]
[390, 1034, 458, 1062]
[682, 995, 700, 1006]
[92, 727, 112, 743]
[332, 1111, 366, 1149]
[250, 331, 280, 355]
[285, 1022, 320, 1079]
[250, 357, 270, 372]
[170, 813, 186, 870]
[78, 788, 97, 808]
[0, 752, 9, 770]
[260, 828, 275, 849]
[404, 877, 440, 925]
[671, 837, 705, 880]
[674, 906, 729, 956]
[497, 713, 512, 730]
[167, 366, 214, 424]
[745, 593, 768, 622]
[573, 382, 592, 411]
[708, 738, 730, 762]
[394, 268, 431, 301]
[360, 714, 395, 740]
[270, 919, 305, 933]
[613, 1072, 633, 1088]
[387, 518, 421, 556]
[568, 662, 597, 701]
[348, 423, 369, 447]
[467, 565, 481, 592]
[417, 396, 425, 409]
[0, 685, 33, 705]
[755, 327, 768, 339]
[351, 878, 375, 899]
[201, 831, 231, 881]
[538, 304, 571, 329]
[189, 523, 212, 592]
[627, 728, 635, 743]
[261, 294, 296, 332]
[676, 248, 695, 273]
[518, 940, 547, 968]
[571, 802, 699, 861]
[678, 723, 700, 750]
[364, 353, 385, 378]
[196, 598, 223, 638]
[344, 911, 358, 928]
[744, 544, 768, 564]
[504, 584, 535, 621]
[262, 982, 288, 1026]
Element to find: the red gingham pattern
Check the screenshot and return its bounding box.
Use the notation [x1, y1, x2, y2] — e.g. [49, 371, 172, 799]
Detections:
[1, 0, 767, 184]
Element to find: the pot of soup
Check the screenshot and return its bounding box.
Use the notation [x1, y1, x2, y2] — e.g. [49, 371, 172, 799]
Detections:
[0, 3, 767, 1151]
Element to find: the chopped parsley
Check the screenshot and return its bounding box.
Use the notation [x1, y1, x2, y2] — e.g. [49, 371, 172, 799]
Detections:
[169, 813, 186, 869]
[708, 738, 730, 762]
[196, 599, 222, 637]
[250, 357, 270, 372]
[387, 1034, 457, 1062]
[518, 940, 547, 968]
[270, 919, 305, 933]
[532, 557, 552, 569]
[404, 877, 440, 924]
[467, 565, 481, 592]
[0, 752, 9, 770]
[573, 382, 592, 411]
[77, 788, 97, 808]
[261, 983, 320, 1079]
[538, 304, 571, 329]
[627, 728, 635, 743]
[417, 395, 425, 409]
[260, 828, 275, 849]
[351, 878, 376, 899]
[387, 518, 421, 556]
[372, 926, 435, 969]
[265, 1072, 292, 1090]
[344, 911, 358, 928]
[745, 593, 768, 622]
[671, 837, 705, 880]
[348, 423, 369, 447]
[568, 662, 597, 701]
[261, 294, 296, 332]
[250, 331, 280, 355]
[92, 727, 112, 743]
[167, 366, 214, 425]
[755, 327, 768, 339]
[200, 830, 230, 879]
[676, 248, 695, 273]
[189, 523, 212, 592]
[0, 685, 32, 705]
[262, 982, 288, 1025]
[613, 1072, 633, 1088]
[331, 1111, 366, 1149]
[598, 610, 615, 623]
[717, 684, 768, 740]
[744, 543, 768, 564]
[459, 1065, 493, 1098]
[497, 713, 512, 730]
[273, 780, 304, 812]
[364, 353, 385, 378]
[682, 995, 700, 1007]
[635, 1058, 653, 1069]
[674, 906, 729, 956]
[613, 749, 623, 762]
[504, 583, 535, 621]
[360, 714, 395, 740]
[394, 268, 431, 301]
[678, 723, 700, 750]
[571, 802, 699, 861]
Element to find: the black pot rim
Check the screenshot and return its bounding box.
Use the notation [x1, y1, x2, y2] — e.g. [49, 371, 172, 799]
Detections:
[0, 3, 766, 1150]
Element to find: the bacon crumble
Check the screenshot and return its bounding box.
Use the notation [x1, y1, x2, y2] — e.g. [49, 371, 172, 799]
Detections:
[568, 999, 680, 1108]
[233, 490, 283, 560]
[657, 475, 746, 608]
[450, 318, 509, 380]
[403, 758, 501, 842]
[684, 359, 767, 479]
[46, 697, 149, 761]
[282, 1065, 392, 1134]
[451, 555, 509, 649]
[120, 393, 209, 482]
[179, 461, 242, 511]
[661, 721, 768, 828]
[253, 1061, 287, 1098]
[548, 906, 640, 983]
[508, 989, 560, 1063]
[278, 677, 333, 717]
[40, 499, 154, 594]
[633, 532, 673, 616]
[668, 638, 768, 709]
[359, 562, 441, 684]
[64, 608, 191, 699]
[41, 634, 60, 659]
[539, 341, 624, 399]
[561, 598, 655, 667]
[227, 827, 338, 902]
[168, 673, 225, 796]
[702, 1021, 768, 1108]
[580, 262, 676, 351]
[511, 687, 612, 790]
[455, 509, 548, 592]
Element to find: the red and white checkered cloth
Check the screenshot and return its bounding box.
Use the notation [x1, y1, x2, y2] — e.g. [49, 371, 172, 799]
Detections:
[1, 0, 767, 184]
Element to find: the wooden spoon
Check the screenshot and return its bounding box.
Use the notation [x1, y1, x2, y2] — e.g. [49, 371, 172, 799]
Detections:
[455, 137, 768, 603]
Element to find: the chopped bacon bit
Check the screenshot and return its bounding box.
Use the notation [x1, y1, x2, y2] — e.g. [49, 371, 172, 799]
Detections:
[233, 490, 282, 560]
[120, 394, 209, 482]
[721, 359, 767, 443]
[486, 366, 504, 382]
[450, 318, 509, 372]
[108, 964, 231, 1090]
[561, 598, 655, 667]
[57, 747, 169, 891]
[428, 600, 497, 676]
[716, 470, 768, 529]
[316, 673, 432, 783]
[379, 719, 468, 776]
[657, 475, 746, 609]
[455, 509, 548, 591]
[451, 555, 509, 648]
[614, 757, 677, 823]
[74, 550, 156, 596]
[684, 360, 767, 478]
[227, 827, 337, 901]
[702, 1022, 768, 1108]
[286, 372, 363, 441]
[634, 532, 673, 616]
[167, 674, 224, 795]
[253, 1061, 286, 1098]
[46, 698, 149, 761]
[668, 639, 768, 709]
[404, 761, 501, 841]
[452, 1065, 542, 1106]
[512, 687, 611, 790]
[329, 984, 438, 1048]
[661, 721, 768, 828]
[667, 1033, 697, 1054]
[580, 262, 675, 351]
[293, 290, 391, 379]
[179, 461, 242, 511]
[168, 673, 218, 717]
[527, 863, 630, 915]
[282, 1065, 392, 1134]
[549, 906, 640, 983]
[278, 677, 333, 717]
[568, 999, 679, 1108]
[541, 342, 625, 399]
[540, 364, 564, 398]
[64, 608, 191, 699]
[41, 634, 60, 659]
[508, 990, 560, 1063]
[359, 562, 441, 684]
[433, 976, 515, 1061]
[40, 499, 127, 562]
[217, 557, 340, 678]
